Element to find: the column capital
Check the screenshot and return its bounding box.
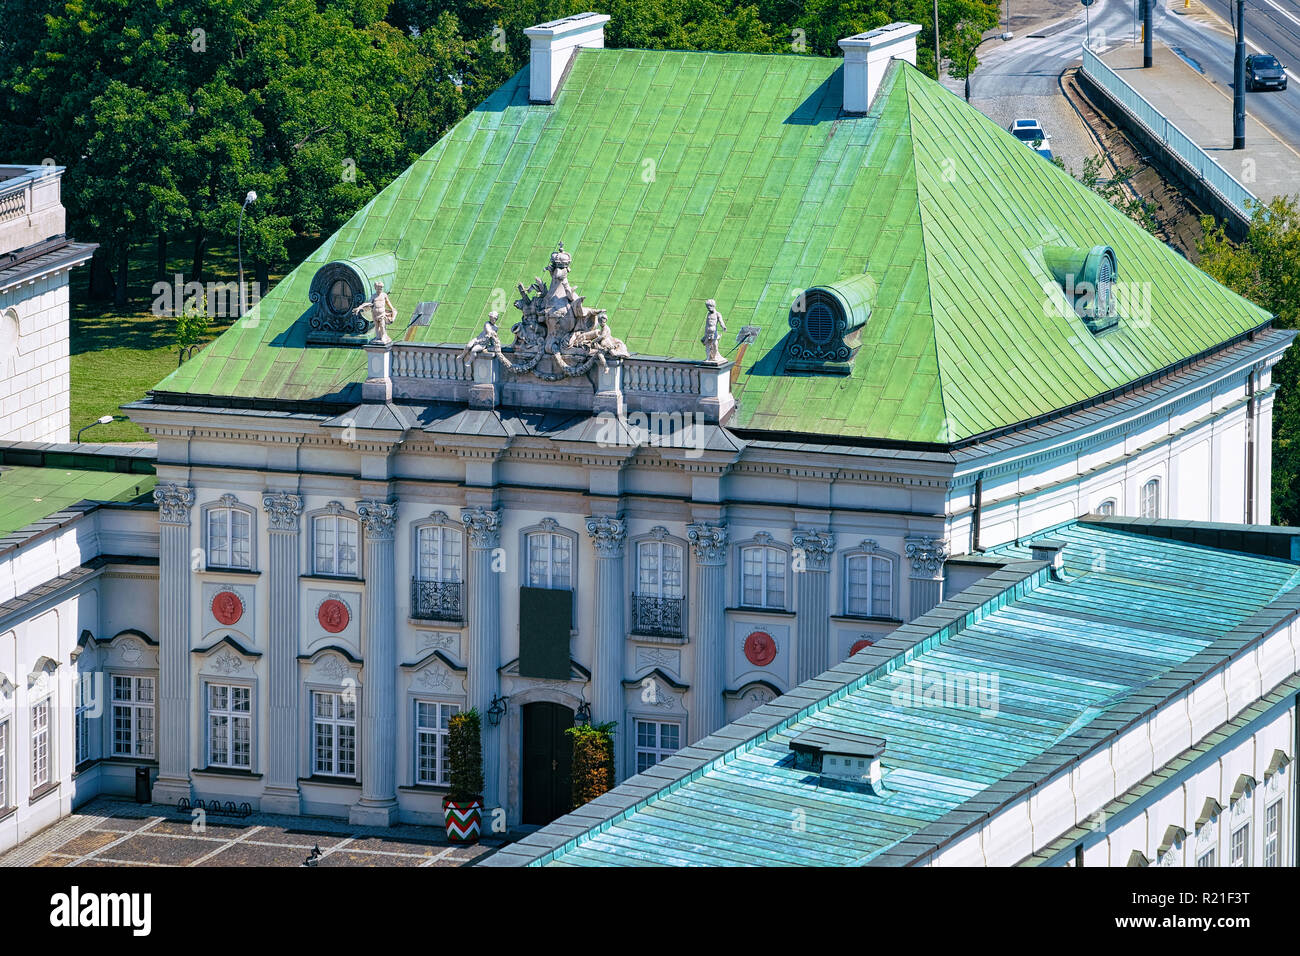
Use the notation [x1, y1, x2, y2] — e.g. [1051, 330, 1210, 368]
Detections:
[461, 506, 502, 549]
[262, 491, 304, 533]
[153, 482, 195, 525]
[904, 534, 949, 580]
[687, 521, 728, 565]
[792, 528, 834, 571]
[356, 499, 399, 540]
[585, 514, 626, 558]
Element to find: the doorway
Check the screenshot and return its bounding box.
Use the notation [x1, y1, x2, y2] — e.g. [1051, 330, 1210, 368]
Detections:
[521, 701, 574, 825]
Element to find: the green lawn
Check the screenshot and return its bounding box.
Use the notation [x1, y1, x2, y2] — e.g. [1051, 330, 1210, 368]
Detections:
[70, 237, 317, 441]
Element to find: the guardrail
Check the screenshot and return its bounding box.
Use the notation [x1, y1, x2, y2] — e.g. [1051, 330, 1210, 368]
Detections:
[1080, 47, 1256, 222]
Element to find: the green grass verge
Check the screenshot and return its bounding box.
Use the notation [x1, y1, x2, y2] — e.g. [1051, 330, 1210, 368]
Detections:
[70, 236, 316, 442]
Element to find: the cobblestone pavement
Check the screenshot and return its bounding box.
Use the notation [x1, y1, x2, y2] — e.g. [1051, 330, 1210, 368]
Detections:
[1, 797, 507, 867]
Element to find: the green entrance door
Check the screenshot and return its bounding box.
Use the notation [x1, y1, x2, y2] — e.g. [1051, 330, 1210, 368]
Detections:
[521, 701, 574, 825]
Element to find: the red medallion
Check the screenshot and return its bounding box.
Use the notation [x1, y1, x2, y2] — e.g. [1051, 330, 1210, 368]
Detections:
[318, 598, 350, 633]
[211, 590, 243, 626]
[743, 630, 777, 667]
[849, 638, 875, 656]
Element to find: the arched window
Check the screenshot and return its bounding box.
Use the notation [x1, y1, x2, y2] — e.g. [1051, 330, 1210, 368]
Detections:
[844, 550, 894, 619]
[740, 544, 786, 609]
[1140, 479, 1160, 519]
[416, 524, 462, 583]
[207, 501, 252, 569]
[634, 537, 685, 637]
[314, 512, 360, 577]
[1096, 499, 1117, 517]
[527, 529, 572, 590]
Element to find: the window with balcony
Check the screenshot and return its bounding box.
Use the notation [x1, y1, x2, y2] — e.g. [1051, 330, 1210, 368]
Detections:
[740, 544, 786, 610]
[633, 539, 684, 637]
[412, 524, 463, 622]
[313, 513, 360, 577]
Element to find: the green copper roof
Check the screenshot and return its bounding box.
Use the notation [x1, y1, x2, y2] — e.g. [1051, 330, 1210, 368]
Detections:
[490, 521, 1300, 866]
[152, 49, 1271, 443]
[0, 465, 156, 539]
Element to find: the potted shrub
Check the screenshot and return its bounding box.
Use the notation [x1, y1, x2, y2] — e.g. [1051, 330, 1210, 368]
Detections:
[567, 721, 617, 809]
[444, 708, 484, 843]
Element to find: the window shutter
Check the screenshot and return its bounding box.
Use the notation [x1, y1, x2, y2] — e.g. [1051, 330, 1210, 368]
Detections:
[519, 586, 573, 679]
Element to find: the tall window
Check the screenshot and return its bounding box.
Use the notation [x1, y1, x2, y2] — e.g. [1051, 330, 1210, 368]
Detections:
[635, 720, 681, 775]
[207, 506, 252, 569]
[1264, 801, 1281, 867]
[527, 531, 572, 589]
[111, 676, 156, 759]
[314, 514, 359, 577]
[845, 552, 894, 618]
[1230, 824, 1250, 867]
[0, 718, 8, 807]
[414, 700, 460, 785]
[416, 525, 462, 582]
[1096, 499, 1117, 517]
[741, 545, 786, 609]
[75, 674, 93, 765]
[1140, 479, 1160, 519]
[634, 540, 685, 636]
[206, 683, 252, 769]
[31, 697, 50, 789]
[1196, 849, 1216, 867]
[312, 691, 356, 778]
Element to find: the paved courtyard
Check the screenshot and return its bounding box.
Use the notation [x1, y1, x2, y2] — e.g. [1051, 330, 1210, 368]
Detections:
[0, 797, 507, 867]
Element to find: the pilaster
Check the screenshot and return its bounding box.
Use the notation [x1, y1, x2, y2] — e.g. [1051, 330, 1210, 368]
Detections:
[904, 534, 948, 618]
[152, 481, 195, 805]
[261, 491, 303, 814]
[462, 506, 503, 809]
[687, 522, 727, 740]
[792, 529, 834, 682]
[586, 515, 626, 730]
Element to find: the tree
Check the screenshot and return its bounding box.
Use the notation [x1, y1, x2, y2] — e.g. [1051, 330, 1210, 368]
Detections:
[1198, 196, 1300, 523]
[1069, 154, 1159, 234]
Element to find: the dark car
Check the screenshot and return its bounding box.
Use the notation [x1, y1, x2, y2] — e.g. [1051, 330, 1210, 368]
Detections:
[1246, 54, 1288, 91]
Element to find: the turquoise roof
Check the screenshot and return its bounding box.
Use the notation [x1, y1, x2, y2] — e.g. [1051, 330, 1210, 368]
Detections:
[150, 49, 1271, 444]
[494, 521, 1300, 866]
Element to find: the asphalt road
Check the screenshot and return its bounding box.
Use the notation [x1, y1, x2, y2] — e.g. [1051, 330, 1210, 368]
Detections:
[964, 0, 1300, 152]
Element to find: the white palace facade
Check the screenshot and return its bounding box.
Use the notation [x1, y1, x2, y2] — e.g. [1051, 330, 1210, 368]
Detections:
[1, 16, 1295, 855]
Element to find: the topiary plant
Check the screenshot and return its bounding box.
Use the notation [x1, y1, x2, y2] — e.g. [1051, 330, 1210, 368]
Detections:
[447, 708, 483, 802]
[566, 720, 616, 808]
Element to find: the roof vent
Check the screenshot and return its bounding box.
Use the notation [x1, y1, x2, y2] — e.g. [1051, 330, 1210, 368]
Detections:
[839, 23, 922, 113]
[790, 729, 885, 787]
[1029, 538, 1067, 576]
[783, 274, 874, 375]
[524, 12, 610, 104]
[1043, 244, 1119, 333]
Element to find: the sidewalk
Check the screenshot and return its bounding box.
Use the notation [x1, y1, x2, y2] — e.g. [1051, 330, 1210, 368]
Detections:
[1101, 41, 1300, 203]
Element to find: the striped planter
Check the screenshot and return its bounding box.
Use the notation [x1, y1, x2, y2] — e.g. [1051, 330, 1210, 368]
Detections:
[443, 798, 483, 843]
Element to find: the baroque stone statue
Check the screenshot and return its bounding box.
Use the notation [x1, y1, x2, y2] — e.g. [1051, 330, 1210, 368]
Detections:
[702, 298, 727, 363]
[459, 313, 501, 366]
[352, 281, 396, 344]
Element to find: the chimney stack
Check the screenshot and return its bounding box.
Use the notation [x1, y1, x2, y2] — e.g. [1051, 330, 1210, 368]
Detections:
[1030, 539, 1068, 576]
[524, 12, 610, 104]
[839, 22, 922, 113]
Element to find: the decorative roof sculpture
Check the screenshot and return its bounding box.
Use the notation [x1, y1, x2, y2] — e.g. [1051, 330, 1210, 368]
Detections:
[464, 242, 629, 382]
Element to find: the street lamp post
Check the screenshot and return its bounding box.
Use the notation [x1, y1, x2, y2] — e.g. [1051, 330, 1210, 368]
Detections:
[77, 415, 116, 443]
[964, 33, 1005, 101]
[236, 190, 257, 317]
[1233, 0, 1247, 148]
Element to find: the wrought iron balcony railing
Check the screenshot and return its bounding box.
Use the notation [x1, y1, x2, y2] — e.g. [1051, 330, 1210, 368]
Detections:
[411, 578, 463, 622]
[631, 593, 685, 638]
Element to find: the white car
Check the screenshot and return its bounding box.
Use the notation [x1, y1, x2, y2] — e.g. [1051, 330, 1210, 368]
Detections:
[1009, 118, 1053, 160]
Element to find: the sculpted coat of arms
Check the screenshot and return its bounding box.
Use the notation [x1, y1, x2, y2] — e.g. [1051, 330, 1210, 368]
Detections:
[461, 242, 629, 381]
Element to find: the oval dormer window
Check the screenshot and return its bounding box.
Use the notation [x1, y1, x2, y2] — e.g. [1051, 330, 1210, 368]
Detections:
[805, 299, 836, 344]
[329, 278, 354, 314]
[1043, 244, 1118, 333]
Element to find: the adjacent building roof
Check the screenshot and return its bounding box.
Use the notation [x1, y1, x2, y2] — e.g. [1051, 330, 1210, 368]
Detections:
[0, 445, 157, 546]
[484, 519, 1300, 866]
[150, 49, 1271, 444]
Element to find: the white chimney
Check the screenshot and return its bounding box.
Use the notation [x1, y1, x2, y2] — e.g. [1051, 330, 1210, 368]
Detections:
[524, 12, 611, 104]
[839, 22, 922, 113]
